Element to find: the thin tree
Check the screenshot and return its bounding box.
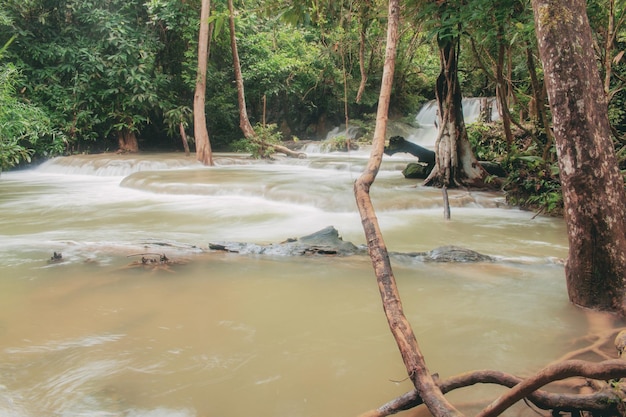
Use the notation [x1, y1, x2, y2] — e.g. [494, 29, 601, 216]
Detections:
[193, 0, 214, 166]
[357, 1, 626, 416]
[227, 0, 305, 158]
[227, 0, 255, 140]
[354, 0, 462, 416]
[532, 0, 626, 314]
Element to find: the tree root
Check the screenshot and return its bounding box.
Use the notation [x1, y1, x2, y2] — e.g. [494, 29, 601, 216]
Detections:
[359, 360, 626, 417]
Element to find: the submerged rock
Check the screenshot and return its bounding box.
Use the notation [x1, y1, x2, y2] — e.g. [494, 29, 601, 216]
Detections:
[400, 245, 494, 263]
[209, 227, 492, 262]
[209, 226, 364, 257]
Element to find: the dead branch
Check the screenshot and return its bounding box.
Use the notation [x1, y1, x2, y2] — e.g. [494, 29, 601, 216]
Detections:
[477, 359, 626, 417]
[359, 367, 626, 417]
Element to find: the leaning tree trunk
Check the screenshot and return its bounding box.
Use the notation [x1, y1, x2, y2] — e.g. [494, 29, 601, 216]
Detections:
[423, 33, 489, 188]
[226, 0, 304, 159]
[354, 1, 462, 416]
[193, 0, 214, 166]
[532, 0, 626, 314]
[227, 0, 255, 140]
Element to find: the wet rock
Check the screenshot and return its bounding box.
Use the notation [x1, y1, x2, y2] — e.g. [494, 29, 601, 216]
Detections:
[400, 245, 493, 263]
[209, 226, 365, 257]
[209, 227, 492, 262]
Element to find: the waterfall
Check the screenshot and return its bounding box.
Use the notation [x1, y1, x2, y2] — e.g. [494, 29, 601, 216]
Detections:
[407, 97, 500, 148]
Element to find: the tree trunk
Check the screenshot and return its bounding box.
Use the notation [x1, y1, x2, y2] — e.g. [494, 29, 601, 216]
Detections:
[424, 33, 489, 188]
[525, 42, 554, 161]
[354, 1, 461, 416]
[193, 0, 213, 166]
[495, 25, 514, 150]
[355, 6, 369, 104]
[227, 0, 304, 159]
[604, 0, 615, 96]
[179, 122, 190, 157]
[117, 128, 138, 152]
[227, 0, 255, 140]
[532, 0, 626, 314]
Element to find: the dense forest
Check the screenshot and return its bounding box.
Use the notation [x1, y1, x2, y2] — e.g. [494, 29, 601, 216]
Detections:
[0, 0, 625, 213]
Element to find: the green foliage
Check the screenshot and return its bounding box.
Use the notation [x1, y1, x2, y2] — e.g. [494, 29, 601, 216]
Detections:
[322, 135, 351, 152]
[231, 123, 284, 159]
[6, 0, 172, 151]
[163, 105, 193, 139]
[0, 11, 63, 171]
[0, 64, 61, 170]
[503, 145, 563, 215]
[467, 122, 508, 161]
[468, 121, 563, 215]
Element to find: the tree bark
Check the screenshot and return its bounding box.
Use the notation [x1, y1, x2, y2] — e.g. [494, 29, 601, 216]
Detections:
[424, 30, 489, 189]
[361, 361, 626, 417]
[525, 42, 554, 161]
[117, 128, 138, 152]
[532, 0, 626, 314]
[227, 0, 255, 140]
[354, 2, 461, 417]
[495, 25, 514, 150]
[179, 121, 190, 157]
[193, 0, 214, 166]
[355, 2, 370, 104]
[227, 0, 304, 159]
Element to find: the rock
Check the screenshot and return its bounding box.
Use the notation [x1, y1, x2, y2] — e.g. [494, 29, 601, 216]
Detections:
[209, 226, 364, 257]
[209, 227, 493, 263]
[400, 245, 493, 263]
[402, 162, 431, 179]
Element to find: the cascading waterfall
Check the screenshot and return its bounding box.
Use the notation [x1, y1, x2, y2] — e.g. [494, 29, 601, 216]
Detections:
[407, 97, 500, 148]
[305, 97, 499, 153]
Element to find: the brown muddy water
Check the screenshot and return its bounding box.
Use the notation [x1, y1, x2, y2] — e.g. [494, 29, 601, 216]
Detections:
[0, 150, 620, 417]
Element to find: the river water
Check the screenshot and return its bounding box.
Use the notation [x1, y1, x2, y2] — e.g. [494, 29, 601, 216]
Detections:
[0, 146, 620, 417]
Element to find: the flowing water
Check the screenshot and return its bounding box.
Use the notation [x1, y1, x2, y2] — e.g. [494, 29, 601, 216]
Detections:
[0, 107, 621, 417]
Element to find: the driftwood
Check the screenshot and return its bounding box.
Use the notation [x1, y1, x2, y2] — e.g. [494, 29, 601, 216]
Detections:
[384, 136, 506, 179]
[360, 361, 626, 417]
[356, 299, 626, 417]
[122, 252, 189, 273]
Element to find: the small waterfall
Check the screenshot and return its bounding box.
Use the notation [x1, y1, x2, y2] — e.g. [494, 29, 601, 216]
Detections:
[35, 154, 201, 176]
[407, 97, 500, 148]
[301, 125, 368, 154]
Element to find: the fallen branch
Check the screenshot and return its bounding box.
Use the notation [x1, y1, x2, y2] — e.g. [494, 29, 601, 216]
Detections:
[359, 365, 626, 417]
[477, 359, 626, 417]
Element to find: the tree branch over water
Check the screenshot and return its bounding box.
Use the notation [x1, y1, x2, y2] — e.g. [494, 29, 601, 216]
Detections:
[353, 1, 461, 417]
[354, 1, 626, 417]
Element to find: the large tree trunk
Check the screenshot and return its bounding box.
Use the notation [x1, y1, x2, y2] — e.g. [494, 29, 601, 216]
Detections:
[117, 128, 138, 152]
[424, 33, 489, 188]
[354, 1, 461, 416]
[193, 0, 213, 166]
[532, 0, 626, 314]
